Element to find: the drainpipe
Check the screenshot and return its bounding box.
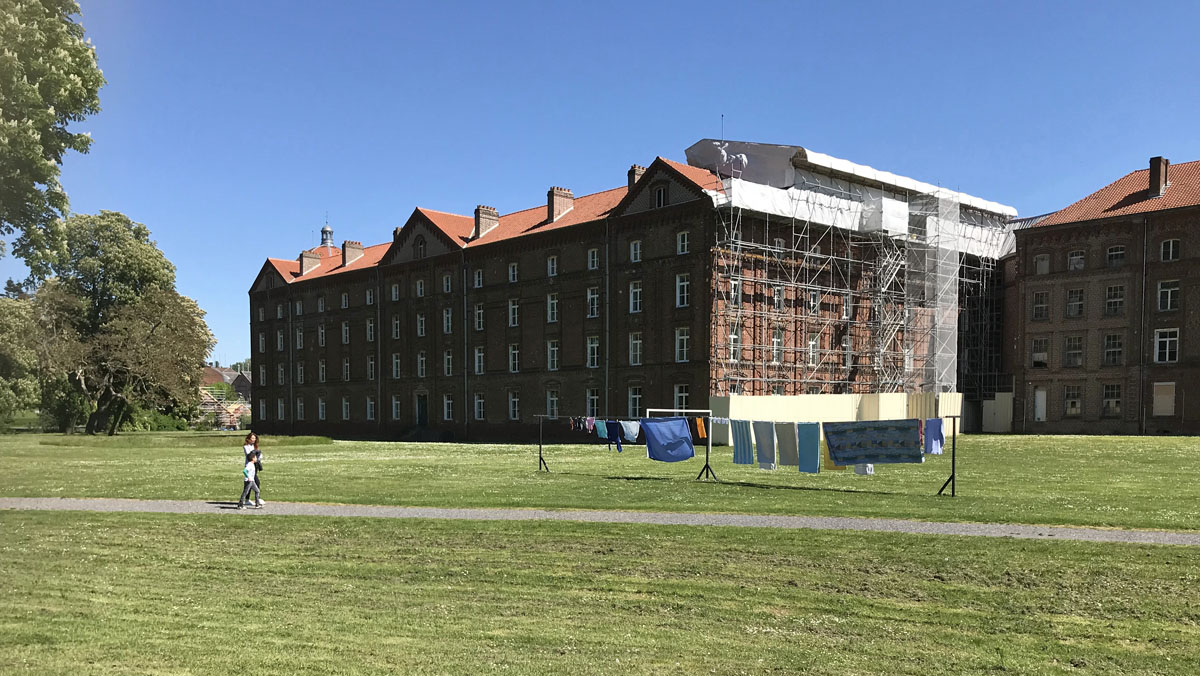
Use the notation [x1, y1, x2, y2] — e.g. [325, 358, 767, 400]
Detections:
[604, 217, 611, 419]
[461, 249, 469, 440]
[1139, 216, 1148, 435]
[376, 267, 382, 437]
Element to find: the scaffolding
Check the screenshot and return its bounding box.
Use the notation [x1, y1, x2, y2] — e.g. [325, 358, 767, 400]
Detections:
[703, 147, 1013, 400]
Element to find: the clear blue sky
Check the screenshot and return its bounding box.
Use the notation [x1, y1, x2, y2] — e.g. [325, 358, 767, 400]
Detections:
[4, 0, 1199, 364]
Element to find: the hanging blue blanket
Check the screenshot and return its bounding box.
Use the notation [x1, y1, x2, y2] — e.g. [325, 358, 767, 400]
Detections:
[924, 418, 945, 455]
[639, 417, 694, 463]
[731, 420, 754, 465]
[605, 421, 623, 452]
[822, 420, 924, 465]
[797, 422, 820, 474]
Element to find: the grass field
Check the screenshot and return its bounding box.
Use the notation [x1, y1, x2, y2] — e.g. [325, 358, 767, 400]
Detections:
[2, 510, 1198, 675]
[1, 432, 1198, 530]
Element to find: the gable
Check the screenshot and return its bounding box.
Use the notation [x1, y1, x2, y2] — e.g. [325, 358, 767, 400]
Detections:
[615, 167, 708, 217]
[250, 262, 288, 293]
[386, 213, 461, 265]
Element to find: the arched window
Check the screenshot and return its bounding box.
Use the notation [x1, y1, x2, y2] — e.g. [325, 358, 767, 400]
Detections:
[413, 236, 426, 260]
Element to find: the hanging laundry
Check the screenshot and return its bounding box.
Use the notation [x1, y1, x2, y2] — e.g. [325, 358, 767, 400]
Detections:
[924, 418, 945, 455]
[821, 441, 846, 471]
[797, 422, 820, 473]
[585, 417, 596, 432]
[752, 421, 777, 470]
[711, 417, 731, 425]
[854, 463, 875, 476]
[774, 422, 799, 467]
[731, 420, 755, 465]
[620, 420, 641, 443]
[695, 417, 706, 440]
[596, 421, 608, 440]
[605, 421, 624, 452]
[639, 417, 695, 462]
[822, 420, 923, 466]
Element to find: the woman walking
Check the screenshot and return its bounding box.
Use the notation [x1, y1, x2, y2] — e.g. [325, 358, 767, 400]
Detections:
[242, 432, 264, 507]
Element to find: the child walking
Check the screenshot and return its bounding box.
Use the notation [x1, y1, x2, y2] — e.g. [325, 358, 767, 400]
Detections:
[238, 452, 261, 509]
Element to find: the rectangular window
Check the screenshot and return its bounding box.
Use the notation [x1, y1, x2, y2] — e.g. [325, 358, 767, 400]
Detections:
[276, 329, 284, 351]
[628, 332, 643, 366]
[318, 323, 326, 347]
[673, 384, 689, 410]
[676, 231, 689, 255]
[1063, 336, 1083, 367]
[318, 359, 326, 383]
[1155, 328, 1179, 363]
[258, 398, 266, 421]
[392, 315, 400, 339]
[473, 346, 484, 375]
[1031, 338, 1049, 368]
[341, 321, 350, 344]
[1067, 250, 1085, 271]
[675, 273, 690, 308]
[341, 396, 350, 421]
[629, 281, 642, 313]
[443, 394, 453, 421]
[392, 395, 402, 420]
[729, 325, 741, 362]
[546, 293, 559, 323]
[808, 333, 818, 366]
[473, 269, 483, 288]
[772, 327, 784, 363]
[545, 390, 559, 420]
[1162, 239, 1180, 262]
[443, 307, 453, 334]
[772, 285, 784, 311]
[586, 388, 599, 418]
[627, 386, 643, 418]
[1103, 384, 1122, 417]
[277, 398, 284, 420]
[586, 336, 600, 368]
[296, 361, 305, 384]
[342, 357, 350, 381]
[341, 292, 348, 309]
[1158, 280, 1180, 311]
[416, 280, 425, 297]
[258, 333, 265, 353]
[294, 299, 303, 316]
[366, 318, 375, 342]
[629, 240, 642, 263]
[258, 307, 265, 322]
[1105, 285, 1125, 316]
[366, 396, 376, 421]
[1103, 334, 1123, 366]
[474, 393, 485, 421]
[655, 186, 667, 208]
[508, 392, 520, 421]
[675, 326, 690, 362]
[508, 344, 520, 373]
[1107, 245, 1126, 268]
[474, 303, 484, 331]
[277, 363, 285, 385]
[842, 335, 852, 368]
[842, 292, 852, 319]
[587, 248, 599, 270]
[730, 279, 742, 306]
[392, 353, 401, 379]
[547, 340, 559, 371]
[1032, 291, 1049, 320]
[317, 297, 325, 313]
[808, 290, 819, 311]
[295, 397, 304, 420]
[1064, 385, 1081, 417]
[508, 262, 518, 283]
[416, 313, 425, 337]
[508, 299, 520, 327]
[391, 283, 400, 301]
[367, 355, 376, 381]
[1033, 254, 1049, 275]
[366, 288, 374, 306]
[443, 350, 452, 377]
[546, 255, 558, 277]
[443, 273, 452, 294]
[318, 397, 326, 421]
[276, 304, 284, 319]
[417, 351, 427, 377]
[1066, 289, 1085, 318]
[586, 287, 600, 318]
[1153, 382, 1176, 416]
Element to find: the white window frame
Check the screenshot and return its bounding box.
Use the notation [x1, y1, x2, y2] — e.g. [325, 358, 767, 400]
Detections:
[508, 262, 519, 283]
[341, 321, 350, 344]
[628, 332, 642, 366]
[586, 287, 600, 318]
[675, 326, 690, 363]
[629, 239, 642, 263]
[508, 392, 520, 421]
[342, 357, 350, 381]
[366, 396, 376, 421]
[366, 288, 374, 306]
[443, 394, 454, 421]
[443, 307, 453, 334]
[629, 281, 642, 314]
[587, 248, 599, 270]
[474, 346, 485, 375]
[508, 344, 520, 373]
[1162, 239, 1180, 262]
[318, 397, 326, 421]
[474, 303, 485, 331]
[416, 279, 425, 297]
[417, 351, 427, 378]
[676, 231, 689, 254]
[673, 384, 689, 410]
[473, 269, 483, 288]
[545, 390, 559, 420]
[443, 350, 453, 377]
[340, 292, 348, 309]
[546, 293, 559, 323]
[1158, 280, 1180, 312]
[391, 283, 400, 301]
[627, 386, 643, 418]
[546, 255, 558, 278]
[443, 273, 452, 294]
[586, 336, 600, 368]
[508, 299, 519, 327]
[675, 273, 689, 308]
[416, 313, 426, 337]
[366, 318, 375, 342]
[1155, 328, 1179, 364]
[547, 340, 560, 371]
[474, 393, 485, 421]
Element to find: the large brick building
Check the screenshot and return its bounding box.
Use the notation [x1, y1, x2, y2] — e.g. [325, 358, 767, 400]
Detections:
[251, 141, 1018, 440]
[1005, 157, 1200, 434]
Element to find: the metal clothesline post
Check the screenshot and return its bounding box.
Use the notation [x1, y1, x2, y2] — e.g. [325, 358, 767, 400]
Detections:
[937, 414, 960, 497]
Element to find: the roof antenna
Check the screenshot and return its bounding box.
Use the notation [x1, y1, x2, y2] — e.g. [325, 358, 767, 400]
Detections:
[720, 113, 724, 143]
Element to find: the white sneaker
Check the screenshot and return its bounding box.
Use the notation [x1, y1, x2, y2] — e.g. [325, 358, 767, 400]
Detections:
[256, 500, 264, 507]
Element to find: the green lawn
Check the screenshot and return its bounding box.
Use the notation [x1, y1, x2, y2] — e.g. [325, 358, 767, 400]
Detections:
[1, 432, 1198, 531]
[1, 510, 1197, 675]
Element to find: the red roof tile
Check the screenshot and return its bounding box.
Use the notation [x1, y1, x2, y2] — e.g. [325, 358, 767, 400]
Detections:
[465, 187, 628, 247]
[1038, 159, 1200, 227]
[416, 208, 475, 244]
[266, 242, 389, 283]
[659, 156, 724, 193]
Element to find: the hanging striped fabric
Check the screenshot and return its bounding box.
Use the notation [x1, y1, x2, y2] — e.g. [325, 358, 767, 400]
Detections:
[731, 420, 755, 465]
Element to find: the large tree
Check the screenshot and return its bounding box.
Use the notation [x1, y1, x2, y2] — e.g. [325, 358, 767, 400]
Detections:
[0, 296, 39, 423]
[0, 0, 105, 275]
[33, 212, 212, 434]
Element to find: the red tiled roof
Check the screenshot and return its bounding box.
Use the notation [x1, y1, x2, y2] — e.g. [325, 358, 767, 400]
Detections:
[1038, 159, 1200, 227]
[263, 157, 723, 284]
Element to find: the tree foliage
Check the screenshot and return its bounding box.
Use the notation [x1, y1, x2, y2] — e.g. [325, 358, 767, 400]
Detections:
[0, 0, 105, 274]
[0, 296, 39, 422]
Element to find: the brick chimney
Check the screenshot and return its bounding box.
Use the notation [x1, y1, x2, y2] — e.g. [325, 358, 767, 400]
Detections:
[628, 164, 646, 190]
[473, 205, 499, 240]
[299, 250, 320, 275]
[548, 187, 573, 222]
[1149, 156, 1169, 197]
[342, 240, 364, 266]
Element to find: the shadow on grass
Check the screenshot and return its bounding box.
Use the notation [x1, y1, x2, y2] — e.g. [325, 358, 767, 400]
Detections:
[564, 471, 893, 496]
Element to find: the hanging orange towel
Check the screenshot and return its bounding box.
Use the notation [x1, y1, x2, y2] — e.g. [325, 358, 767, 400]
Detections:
[695, 417, 706, 439]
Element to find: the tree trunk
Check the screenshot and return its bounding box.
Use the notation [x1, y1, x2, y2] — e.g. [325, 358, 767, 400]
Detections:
[86, 389, 116, 435]
[106, 398, 128, 436]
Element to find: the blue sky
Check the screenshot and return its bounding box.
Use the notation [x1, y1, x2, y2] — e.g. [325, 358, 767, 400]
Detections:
[5, 0, 1199, 363]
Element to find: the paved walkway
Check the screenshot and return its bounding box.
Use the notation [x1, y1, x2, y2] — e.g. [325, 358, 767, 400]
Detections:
[3, 497, 1199, 546]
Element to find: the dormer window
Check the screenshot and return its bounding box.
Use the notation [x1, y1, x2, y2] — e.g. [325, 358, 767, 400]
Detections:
[654, 185, 668, 209]
[413, 236, 426, 260]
